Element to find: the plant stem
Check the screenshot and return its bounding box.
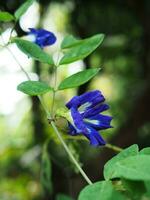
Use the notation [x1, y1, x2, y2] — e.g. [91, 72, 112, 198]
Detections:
[51, 66, 57, 117]
[105, 143, 123, 153]
[51, 121, 93, 185]
[6, 46, 31, 80]
[4, 39, 92, 185]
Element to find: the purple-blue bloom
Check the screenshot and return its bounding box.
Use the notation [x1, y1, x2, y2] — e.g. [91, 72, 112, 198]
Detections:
[28, 28, 56, 48]
[66, 90, 112, 146]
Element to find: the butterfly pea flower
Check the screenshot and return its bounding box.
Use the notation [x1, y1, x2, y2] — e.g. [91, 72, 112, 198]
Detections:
[28, 28, 56, 48]
[66, 90, 112, 146]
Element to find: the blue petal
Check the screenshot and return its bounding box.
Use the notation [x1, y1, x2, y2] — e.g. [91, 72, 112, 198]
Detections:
[28, 28, 56, 48]
[84, 114, 113, 130]
[66, 90, 105, 109]
[83, 126, 106, 146]
[78, 90, 105, 106]
[66, 96, 80, 109]
[82, 103, 109, 118]
[68, 122, 79, 136]
[70, 107, 85, 131]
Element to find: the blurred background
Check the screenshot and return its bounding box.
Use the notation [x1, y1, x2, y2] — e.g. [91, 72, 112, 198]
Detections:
[0, 0, 150, 199]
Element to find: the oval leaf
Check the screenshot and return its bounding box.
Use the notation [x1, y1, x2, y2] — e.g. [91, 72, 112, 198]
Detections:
[0, 11, 14, 22]
[59, 34, 105, 65]
[61, 35, 82, 49]
[14, 38, 54, 65]
[78, 181, 126, 200]
[17, 81, 52, 96]
[58, 68, 100, 90]
[15, 0, 35, 20]
[104, 144, 139, 180]
[106, 155, 150, 181]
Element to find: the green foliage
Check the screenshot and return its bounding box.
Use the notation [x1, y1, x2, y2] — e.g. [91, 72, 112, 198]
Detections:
[107, 155, 150, 181]
[56, 193, 73, 200]
[140, 147, 150, 155]
[40, 144, 53, 194]
[59, 34, 104, 65]
[58, 68, 100, 90]
[104, 144, 139, 180]
[78, 181, 126, 200]
[17, 81, 52, 96]
[14, 0, 36, 20]
[61, 35, 82, 49]
[13, 38, 54, 65]
[0, 11, 14, 22]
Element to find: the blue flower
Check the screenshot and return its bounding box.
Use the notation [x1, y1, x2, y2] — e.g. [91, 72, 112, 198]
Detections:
[66, 90, 112, 146]
[28, 28, 56, 48]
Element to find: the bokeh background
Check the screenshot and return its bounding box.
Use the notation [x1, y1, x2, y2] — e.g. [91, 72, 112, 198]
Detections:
[0, 0, 150, 199]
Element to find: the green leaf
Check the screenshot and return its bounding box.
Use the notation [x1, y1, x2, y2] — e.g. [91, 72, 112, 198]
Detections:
[17, 81, 52, 96]
[105, 155, 150, 181]
[104, 144, 139, 180]
[78, 181, 126, 200]
[61, 35, 82, 49]
[59, 34, 105, 65]
[58, 68, 100, 90]
[15, 0, 35, 20]
[40, 144, 52, 194]
[0, 11, 14, 22]
[140, 147, 150, 155]
[14, 38, 54, 65]
[56, 194, 73, 200]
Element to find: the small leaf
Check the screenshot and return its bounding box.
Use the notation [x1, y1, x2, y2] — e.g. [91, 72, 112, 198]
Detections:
[41, 143, 52, 194]
[14, 38, 54, 65]
[78, 181, 126, 200]
[61, 35, 82, 49]
[0, 11, 14, 22]
[58, 68, 100, 90]
[104, 144, 139, 180]
[59, 34, 105, 65]
[108, 155, 150, 181]
[56, 194, 73, 200]
[17, 81, 52, 96]
[15, 0, 35, 20]
[140, 147, 150, 155]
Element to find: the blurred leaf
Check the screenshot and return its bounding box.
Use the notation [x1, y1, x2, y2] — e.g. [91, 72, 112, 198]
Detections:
[14, 0, 36, 20]
[59, 34, 104, 65]
[14, 38, 54, 65]
[61, 35, 82, 49]
[17, 81, 53, 96]
[56, 194, 73, 200]
[105, 155, 150, 181]
[41, 144, 52, 194]
[0, 11, 14, 22]
[140, 147, 150, 155]
[104, 144, 139, 180]
[78, 181, 126, 200]
[58, 68, 100, 90]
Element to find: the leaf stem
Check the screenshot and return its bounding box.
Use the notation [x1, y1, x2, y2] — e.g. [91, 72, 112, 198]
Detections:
[51, 121, 93, 185]
[105, 143, 123, 153]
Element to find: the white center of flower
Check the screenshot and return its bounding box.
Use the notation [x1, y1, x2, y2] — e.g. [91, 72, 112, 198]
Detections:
[84, 118, 99, 125]
[78, 102, 92, 113]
